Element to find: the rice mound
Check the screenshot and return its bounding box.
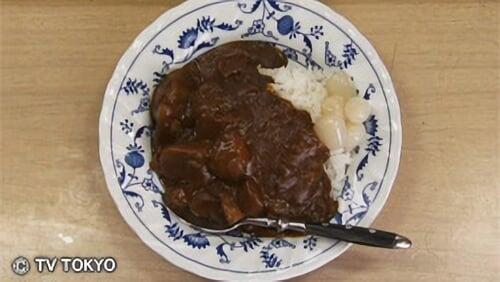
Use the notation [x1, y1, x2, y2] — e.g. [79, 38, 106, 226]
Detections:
[259, 65, 352, 199]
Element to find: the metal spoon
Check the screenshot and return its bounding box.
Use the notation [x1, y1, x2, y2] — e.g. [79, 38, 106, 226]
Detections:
[175, 215, 412, 249]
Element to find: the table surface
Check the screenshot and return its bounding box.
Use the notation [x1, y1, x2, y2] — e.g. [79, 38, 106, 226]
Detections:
[1, 0, 499, 281]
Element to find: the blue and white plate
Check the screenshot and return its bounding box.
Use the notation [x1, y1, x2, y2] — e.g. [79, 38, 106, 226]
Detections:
[99, 0, 401, 279]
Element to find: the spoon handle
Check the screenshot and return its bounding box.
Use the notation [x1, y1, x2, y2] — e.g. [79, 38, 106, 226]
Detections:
[304, 223, 412, 249]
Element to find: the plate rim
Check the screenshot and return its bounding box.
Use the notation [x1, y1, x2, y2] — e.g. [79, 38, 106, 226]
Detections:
[98, 0, 402, 280]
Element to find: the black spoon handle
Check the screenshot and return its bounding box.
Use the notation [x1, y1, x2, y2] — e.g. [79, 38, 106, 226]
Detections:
[304, 223, 412, 249]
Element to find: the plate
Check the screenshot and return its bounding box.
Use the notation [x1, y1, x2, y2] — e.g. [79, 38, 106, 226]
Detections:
[99, 0, 401, 280]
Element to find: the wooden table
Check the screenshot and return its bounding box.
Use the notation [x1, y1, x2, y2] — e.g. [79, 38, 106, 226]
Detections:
[1, 0, 499, 281]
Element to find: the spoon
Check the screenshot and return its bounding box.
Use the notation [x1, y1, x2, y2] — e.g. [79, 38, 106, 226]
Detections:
[175, 215, 412, 249]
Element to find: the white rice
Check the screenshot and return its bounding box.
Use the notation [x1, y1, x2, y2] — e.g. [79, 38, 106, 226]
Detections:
[259, 65, 328, 122]
[259, 65, 351, 198]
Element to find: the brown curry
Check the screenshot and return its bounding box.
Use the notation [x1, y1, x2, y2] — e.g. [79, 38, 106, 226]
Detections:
[150, 41, 337, 232]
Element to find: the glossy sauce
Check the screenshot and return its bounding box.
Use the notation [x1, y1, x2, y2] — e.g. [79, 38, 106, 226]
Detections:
[151, 41, 337, 233]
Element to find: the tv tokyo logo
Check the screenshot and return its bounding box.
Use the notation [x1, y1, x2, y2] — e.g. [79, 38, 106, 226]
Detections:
[11, 256, 117, 275]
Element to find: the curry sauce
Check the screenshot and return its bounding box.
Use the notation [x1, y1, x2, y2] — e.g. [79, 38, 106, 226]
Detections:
[150, 41, 337, 232]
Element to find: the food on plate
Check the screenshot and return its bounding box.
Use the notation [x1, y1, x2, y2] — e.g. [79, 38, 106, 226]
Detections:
[150, 41, 371, 232]
[344, 96, 371, 124]
[326, 71, 356, 101]
[345, 123, 365, 152]
[313, 114, 347, 153]
[258, 62, 370, 154]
